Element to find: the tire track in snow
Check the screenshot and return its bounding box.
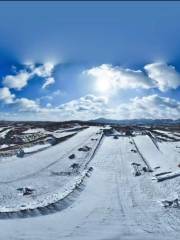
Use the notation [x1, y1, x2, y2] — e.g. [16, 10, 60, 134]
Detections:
[53, 136, 107, 238]
[118, 138, 157, 234]
[116, 137, 176, 235]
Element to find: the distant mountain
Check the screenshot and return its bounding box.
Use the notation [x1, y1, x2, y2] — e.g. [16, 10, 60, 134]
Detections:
[1, 118, 180, 126]
[89, 118, 180, 126]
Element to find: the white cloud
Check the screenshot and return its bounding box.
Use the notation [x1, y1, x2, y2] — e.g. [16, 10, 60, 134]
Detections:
[22, 94, 110, 120]
[117, 95, 180, 119]
[1, 91, 180, 120]
[144, 62, 180, 91]
[2, 62, 55, 90]
[14, 98, 40, 112]
[84, 62, 180, 93]
[32, 62, 54, 78]
[57, 95, 108, 117]
[0, 92, 109, 120]
[0, 87, 15, 104]
[1, 60, 180, 121]
[0, 87, 40, 112]
[42, 77, 55, 89]
[3, 71, 32, 90]
[25, 95, 180, 120]
[84, 64, 153, 94]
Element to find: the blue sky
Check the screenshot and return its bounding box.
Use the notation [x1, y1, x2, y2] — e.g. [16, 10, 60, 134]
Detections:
[1, 1, 180, 120]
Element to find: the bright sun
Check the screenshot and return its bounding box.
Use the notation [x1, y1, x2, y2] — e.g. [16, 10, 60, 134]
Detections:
[95, 78, 111, 93]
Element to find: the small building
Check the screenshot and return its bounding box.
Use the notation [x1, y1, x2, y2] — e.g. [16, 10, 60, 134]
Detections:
[103, 126, 114, 135]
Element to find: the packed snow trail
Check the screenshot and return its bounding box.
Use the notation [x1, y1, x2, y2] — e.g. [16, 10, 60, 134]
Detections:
[0, 136, 180, 239]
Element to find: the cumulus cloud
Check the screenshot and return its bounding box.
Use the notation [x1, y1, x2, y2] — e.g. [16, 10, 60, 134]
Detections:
[3, 71, 32, 91]
[42, 77, 55, 89]
[2, 62, 56, 90]
[14, 98, 40, 112]
[0, 94, 108, 121]
[19, 94, 180, 120]
[84, 64, 153, 94]
[84, 62, 180, 93]
[1, 89, 180, 120]
[0, 91, 110, 120]
[32, 62, 54, 78]
[0, 87, 40, 112]
[57, 95, 109, 117]
[117, 95, 180, 119]
[144, 62, 180, 91]
[0, 87, 15, 104]
[1, 60, 180, 121]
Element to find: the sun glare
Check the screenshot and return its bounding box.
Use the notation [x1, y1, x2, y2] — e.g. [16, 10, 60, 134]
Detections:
[95, 78, 111, 93]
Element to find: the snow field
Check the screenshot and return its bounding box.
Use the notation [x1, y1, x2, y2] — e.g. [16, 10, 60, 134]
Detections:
[0, 135, 180, 239]
[0, 127, 102, 212]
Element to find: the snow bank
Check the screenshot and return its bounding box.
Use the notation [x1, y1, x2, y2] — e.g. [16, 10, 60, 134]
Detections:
[157, 171, 180, 182]
[23, 143, 51, 153]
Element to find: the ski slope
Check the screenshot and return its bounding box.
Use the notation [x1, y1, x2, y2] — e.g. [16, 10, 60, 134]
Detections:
[0, 135, 180, 239]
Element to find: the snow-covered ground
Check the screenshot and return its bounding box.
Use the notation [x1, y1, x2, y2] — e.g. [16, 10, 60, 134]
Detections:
[22, 127, 80, 139]
[153, 129, 180, 141]
[23, 125, 84, 135]
[0, 144, 9, 149]
[0, 126, 102, 212]
[23, 143, 51, 153]
[50, 130, 77, 138]
[0, 128, 11, 138]
[134, 135, 180, 180]
[23, 128, 46, 134]
[0, 129, 180, 239]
